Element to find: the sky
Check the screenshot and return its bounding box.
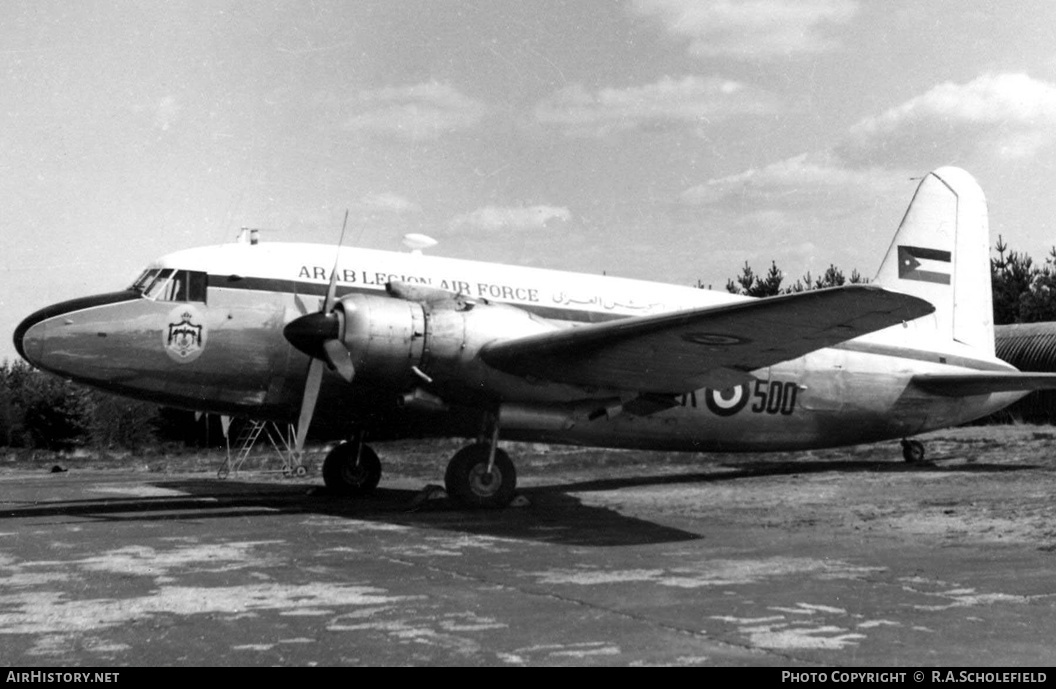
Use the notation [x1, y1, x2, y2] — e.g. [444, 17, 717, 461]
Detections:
[4, 0, 1056, 363]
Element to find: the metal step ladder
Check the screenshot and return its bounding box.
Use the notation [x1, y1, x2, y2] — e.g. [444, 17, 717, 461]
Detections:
[217, 419, 305, 478]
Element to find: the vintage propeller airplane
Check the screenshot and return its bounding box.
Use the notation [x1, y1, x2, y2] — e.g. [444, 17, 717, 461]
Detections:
[14, 167, 1056, 507]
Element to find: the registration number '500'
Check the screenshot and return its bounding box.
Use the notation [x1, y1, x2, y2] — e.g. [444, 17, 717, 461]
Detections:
[681, 380, 799, 416]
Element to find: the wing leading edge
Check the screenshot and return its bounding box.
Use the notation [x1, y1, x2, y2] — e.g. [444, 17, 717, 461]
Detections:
[481, 285, 934, 394]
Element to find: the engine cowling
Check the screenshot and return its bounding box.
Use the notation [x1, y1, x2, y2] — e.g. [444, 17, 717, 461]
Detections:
[331, 292, 559, 390]
[336, 293, 426, 387]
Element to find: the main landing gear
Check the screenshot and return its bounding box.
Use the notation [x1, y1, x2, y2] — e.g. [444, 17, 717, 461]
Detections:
[444, 415, 517, 509]
[444, 444, 517, 509]
[901, 438, 926, 463]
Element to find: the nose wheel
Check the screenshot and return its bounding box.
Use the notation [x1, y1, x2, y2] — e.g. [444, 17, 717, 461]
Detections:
[323, 439, 382, 494]
[901, 438, 926, 463]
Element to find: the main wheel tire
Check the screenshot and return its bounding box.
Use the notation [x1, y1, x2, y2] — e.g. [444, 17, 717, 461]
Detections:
[901, 439, 925, 463]
[323, 442, 382, 495]
[444, 444, 517, 509]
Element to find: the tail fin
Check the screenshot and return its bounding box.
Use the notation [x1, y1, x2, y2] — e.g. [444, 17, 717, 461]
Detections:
[875, 167, 993, 356]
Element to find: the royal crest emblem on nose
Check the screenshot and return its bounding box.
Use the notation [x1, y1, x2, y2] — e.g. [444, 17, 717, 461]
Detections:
[164, 305, 207, 363]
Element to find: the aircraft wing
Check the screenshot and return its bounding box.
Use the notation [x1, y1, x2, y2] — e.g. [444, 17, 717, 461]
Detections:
[910, 372, 1056, 397]
[480, 285, 934, 394]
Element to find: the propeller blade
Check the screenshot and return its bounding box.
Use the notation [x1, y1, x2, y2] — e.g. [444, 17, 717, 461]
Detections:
[294, 358, 324, 452]
[291, 208, 352, 453]
[323, 209, 350, 312]
[323, 338, 356, 383]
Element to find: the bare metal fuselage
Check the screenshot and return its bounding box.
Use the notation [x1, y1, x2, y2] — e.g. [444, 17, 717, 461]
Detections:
[14, 242, 1022, 453]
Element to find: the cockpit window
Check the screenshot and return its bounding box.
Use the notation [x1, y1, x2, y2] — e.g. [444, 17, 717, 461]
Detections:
[186, 271, 208, 301]
[143, 269, 175, 299]
[133, 268, 207, 303]
[162, 273, 189, 302]
[130, 268, 160, 293]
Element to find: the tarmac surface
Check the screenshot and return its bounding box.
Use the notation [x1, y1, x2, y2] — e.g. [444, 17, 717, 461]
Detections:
[1, 426, 1055, 666]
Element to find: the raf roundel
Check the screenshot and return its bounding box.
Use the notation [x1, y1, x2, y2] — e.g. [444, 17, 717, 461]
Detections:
[705, 384, 750, 416]
[682, 332, 750, 346]
[163, 305, 207, 363]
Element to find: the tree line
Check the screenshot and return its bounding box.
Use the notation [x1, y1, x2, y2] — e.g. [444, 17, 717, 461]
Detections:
[722, 235, 1056, 326]
[721, 261, 867, 297]
[0, 359, 214, 452]
[3, 236, 1056, 451]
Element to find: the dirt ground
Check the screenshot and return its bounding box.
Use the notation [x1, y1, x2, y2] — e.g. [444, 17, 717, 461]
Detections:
[7, 424, 1056, 551]
[2, 424, 1055, 666]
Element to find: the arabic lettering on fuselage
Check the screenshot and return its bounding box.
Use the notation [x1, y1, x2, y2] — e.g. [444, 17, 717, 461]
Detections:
[297, 265, 541, 303]
[551, 291, 664, 312]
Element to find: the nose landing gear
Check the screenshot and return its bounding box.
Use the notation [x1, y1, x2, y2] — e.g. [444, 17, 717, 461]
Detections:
[322, 433, 382, 494]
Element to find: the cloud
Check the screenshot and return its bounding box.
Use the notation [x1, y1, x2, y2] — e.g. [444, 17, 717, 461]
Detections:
[680, 153, 897, 207]
[630, 0, 858, 59]
[673, 73, 1056, 277]
[154, 96, 180, 131]
[343, 82, 488, 141]
[354, 192, 420, 214]
[683, 73, 1056, 215]
[129, 96, 180, 131]
[448, 205, 571, 233]
[535, 75, 779, 137]
[839, 73, 1056, 164]
[675, 153, 906, 280]
[678, 153, 906, 254]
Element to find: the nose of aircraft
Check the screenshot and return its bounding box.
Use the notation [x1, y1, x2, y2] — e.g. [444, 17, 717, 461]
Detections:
[11, 291, 142, 375]
[13, 311, 45, 366]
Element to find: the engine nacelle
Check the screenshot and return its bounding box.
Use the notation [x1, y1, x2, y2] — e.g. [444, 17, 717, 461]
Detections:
[335, 293, 427, 387]
[334, 293, 559, 390]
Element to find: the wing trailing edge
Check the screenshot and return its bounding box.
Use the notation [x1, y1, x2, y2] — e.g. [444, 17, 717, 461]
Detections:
[910, 372, 1056, 397]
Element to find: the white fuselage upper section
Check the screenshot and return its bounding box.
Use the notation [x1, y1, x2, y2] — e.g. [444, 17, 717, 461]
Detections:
[152, 240, 1010, 366]
[153, 241, 747, 321]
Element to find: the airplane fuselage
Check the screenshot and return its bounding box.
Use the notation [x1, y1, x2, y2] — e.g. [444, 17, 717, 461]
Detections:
[15, 240, 1023, 453]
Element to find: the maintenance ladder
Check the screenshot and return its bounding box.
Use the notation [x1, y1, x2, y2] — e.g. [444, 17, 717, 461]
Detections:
[216, 419, 306, 478]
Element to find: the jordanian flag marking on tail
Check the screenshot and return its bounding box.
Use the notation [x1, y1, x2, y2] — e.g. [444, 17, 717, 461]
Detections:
[898, 245, 951, 284]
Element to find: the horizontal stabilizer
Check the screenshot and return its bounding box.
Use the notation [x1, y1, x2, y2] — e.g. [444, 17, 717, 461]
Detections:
[911, 372, 1056, 397]
[481, 284, 933, 394]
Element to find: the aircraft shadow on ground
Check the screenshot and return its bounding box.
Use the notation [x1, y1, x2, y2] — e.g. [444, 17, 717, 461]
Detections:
[0, 477, 699, 547]
[0, 459, 1033, 547]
